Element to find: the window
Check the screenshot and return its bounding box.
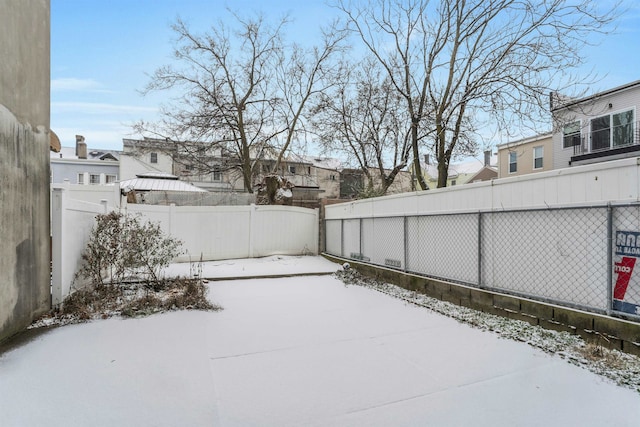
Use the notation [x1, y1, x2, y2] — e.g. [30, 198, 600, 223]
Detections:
[213, 166, 222, 182]
[563, 121, 581, 149]
[89, 174, 100, 185]
[533, 146, 543, 169]
[613, 110, 634, 147]
[451, 180, 456, 186]
[77, 173, 85, 184]
[105, 174, 117, 183]
[150, 152, 158, 164]
[509, 151, 517, 173]
[591, 115, 610, 151]
[288, 165, 296, 174]
[591, 109, 634, 151]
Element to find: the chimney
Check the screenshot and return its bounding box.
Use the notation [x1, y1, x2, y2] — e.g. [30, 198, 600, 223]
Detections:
[76, 135, 87, 159]
[483, 150, 491, 166]
[424, 154, 430, 165]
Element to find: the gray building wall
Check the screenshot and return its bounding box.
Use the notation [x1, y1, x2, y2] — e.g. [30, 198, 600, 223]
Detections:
[51, 159, 119, 184]
[0, 0, 51, 343]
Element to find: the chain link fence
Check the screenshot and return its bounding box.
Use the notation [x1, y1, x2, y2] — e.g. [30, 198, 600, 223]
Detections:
[325, 203, 640, 322]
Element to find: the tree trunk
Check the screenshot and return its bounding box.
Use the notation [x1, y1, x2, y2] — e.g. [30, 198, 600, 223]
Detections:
[411, 118, 428, 190]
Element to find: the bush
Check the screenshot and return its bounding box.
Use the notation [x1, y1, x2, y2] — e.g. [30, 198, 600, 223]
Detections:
[78, 211, 182, 286]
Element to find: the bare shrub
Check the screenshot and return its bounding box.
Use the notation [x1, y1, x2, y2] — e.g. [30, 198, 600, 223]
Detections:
[78, 211, 182, 286]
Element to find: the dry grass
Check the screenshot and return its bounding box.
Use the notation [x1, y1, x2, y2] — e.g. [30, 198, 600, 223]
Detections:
[31, 278, 221, 328]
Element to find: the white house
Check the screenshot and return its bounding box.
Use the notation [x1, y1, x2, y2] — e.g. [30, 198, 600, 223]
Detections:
[552, 80, 640, 169]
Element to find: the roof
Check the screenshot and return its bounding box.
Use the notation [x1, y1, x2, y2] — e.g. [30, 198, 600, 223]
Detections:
[135, 172, 178, 180]
[496, 132, 553, 150]
[119, 177, 208, 193]
[50, 146, 120, 161]
[423, 154, 498, 179]
[551, 79, 640, 111]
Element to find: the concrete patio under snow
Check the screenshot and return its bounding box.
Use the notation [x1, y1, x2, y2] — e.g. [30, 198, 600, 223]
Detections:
[1, 256, 639, 426]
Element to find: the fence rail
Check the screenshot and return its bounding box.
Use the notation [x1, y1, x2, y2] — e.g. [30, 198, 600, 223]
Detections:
[325, 203, 640, 322]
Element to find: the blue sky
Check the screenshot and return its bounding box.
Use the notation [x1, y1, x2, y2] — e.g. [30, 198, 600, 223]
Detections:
[51, 0, 640, 152]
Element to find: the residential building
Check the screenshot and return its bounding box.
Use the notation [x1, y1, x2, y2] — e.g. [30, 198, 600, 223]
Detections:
[120, 138, 243, 192]
[338, 167, 413, 198]
[417, 151, 497, 189]
[121, 138, 346, 206]
[50, 135, 120, 185]
[552, 80, 640, 169]
[496, 133, 553, 178]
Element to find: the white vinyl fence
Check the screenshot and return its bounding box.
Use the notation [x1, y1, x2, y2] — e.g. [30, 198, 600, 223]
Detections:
[51, 186, 319, 305]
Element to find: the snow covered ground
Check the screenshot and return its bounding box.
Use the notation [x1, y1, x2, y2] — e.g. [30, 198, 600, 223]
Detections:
[1, 256, 639, 426]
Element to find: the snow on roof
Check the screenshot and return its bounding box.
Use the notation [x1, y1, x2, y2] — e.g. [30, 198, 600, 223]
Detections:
[119, 177, 207, 193]
[423, 154, 498, 179]
[50, 146, 120, 161]
[290, 154, 342, 170]
[135, 172, 179, 180]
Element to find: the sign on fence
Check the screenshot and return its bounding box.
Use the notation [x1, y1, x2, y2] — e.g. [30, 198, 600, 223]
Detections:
[613, 230, 640, 315]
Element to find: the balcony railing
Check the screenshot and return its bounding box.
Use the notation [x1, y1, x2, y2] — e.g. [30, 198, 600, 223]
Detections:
[571, 121, 640, 162]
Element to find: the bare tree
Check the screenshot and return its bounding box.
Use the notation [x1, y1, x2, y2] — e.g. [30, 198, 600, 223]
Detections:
[137, 11, 345, 193]
[336, 0, 617, 188]
[312, 57, 413, 196]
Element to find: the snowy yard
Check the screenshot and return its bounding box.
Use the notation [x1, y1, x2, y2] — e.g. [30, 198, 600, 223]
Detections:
[1, 256, 639, 426]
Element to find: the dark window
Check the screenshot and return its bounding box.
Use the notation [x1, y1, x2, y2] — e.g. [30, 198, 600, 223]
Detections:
[509, 152, 517, 173]
[613, 110, 634, 147]
[562, 121, 581, 149]
[591, 116, 610, 151]
[533, 146, 543, 169]
[150, 152, 158, 163]
[213, 166, 222, 181]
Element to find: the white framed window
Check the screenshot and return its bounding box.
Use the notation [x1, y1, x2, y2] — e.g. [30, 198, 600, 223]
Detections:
[288, 165, 296, 174]
[533, 146, 543, 169]
[591, 109, 634, 151]
[77, 173, 85, 184]
[150, 152, 158, 164]
[508, 151, 517, 173]
[89, 174, 100, 184]
[563, 121, 581, 149]
[105, 174, 117, 183]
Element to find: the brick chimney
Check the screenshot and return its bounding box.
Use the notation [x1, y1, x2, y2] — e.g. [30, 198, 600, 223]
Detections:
[76, 135, 87, 159]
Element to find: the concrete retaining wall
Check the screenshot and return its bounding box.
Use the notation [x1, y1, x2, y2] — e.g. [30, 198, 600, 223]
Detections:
[0, 1, 51, 344]
[326, 255, 640, 356]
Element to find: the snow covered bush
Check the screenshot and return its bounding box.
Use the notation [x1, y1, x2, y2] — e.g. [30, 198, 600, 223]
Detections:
[78, 211, 182, 286]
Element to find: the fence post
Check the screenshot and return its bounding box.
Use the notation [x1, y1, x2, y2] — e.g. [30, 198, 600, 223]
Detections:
[341, 219, 344, 258]
[359, 218, 363, 257]
[606, 203, 613, 316]
[314, 208, 320, 255]
[51, 186, 66, 306]
[168, 203, 176, 236]
[477, 211, 483, 287]
[403, 216, 408, 272]
[249, 204, 256, 258]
